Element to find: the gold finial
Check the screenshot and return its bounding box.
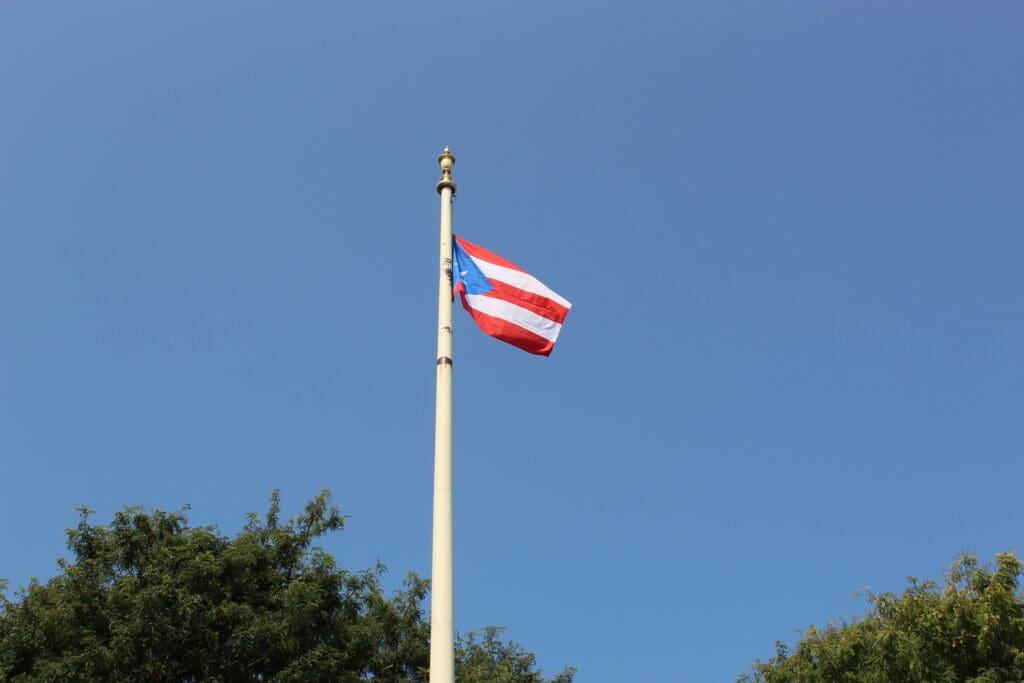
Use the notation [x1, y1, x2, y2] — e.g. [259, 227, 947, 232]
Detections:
[437, 147, 457, 195]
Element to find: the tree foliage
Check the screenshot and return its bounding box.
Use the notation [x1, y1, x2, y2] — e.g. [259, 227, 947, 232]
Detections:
[0, 491, 574, 683]
[740, 552, 1024, 683]
[457, 627, 576, 683]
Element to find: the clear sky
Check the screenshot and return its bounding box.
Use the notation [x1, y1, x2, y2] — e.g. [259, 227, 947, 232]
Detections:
[2, 2, 1022, 681]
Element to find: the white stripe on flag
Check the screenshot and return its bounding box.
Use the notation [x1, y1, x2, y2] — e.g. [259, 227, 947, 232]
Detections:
[464, 294, 564, 342]
[471, 259, 572, 309]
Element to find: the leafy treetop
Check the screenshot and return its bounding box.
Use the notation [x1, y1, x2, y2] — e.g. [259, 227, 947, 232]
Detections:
[0, 491, 575, 683]
[740, 552, 1024, 683]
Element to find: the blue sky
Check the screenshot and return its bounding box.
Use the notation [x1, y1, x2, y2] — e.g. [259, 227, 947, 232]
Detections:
[2, 2, 1022, 680]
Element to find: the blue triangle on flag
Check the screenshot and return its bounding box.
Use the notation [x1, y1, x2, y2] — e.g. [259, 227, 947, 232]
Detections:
[452, 238, 494, 295]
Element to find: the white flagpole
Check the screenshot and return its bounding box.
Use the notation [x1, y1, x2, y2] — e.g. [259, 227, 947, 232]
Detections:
[430, 147, 457, 683]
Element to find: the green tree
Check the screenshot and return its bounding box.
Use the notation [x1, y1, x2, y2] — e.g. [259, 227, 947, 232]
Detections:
[739, 553, 1024, 683]
[456, 627, 575, 683]
[0, 491, 574, 683]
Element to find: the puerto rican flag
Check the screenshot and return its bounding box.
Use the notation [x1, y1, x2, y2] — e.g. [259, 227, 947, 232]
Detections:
[452, 236, 572, 356]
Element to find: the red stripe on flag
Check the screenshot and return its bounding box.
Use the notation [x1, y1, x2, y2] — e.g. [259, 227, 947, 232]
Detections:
[454, 236, 526, 273]
[459, 293, 557, 356]
[482, 281, 570, 324]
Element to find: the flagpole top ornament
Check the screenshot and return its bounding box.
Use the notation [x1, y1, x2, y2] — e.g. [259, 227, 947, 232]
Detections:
[437, 147, 457, 195]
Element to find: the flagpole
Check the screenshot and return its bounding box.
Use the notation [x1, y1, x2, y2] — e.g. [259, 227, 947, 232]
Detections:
[430, 147, 457, 683]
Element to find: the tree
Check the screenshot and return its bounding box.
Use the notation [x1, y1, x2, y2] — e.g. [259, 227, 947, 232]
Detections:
[457, 627, 576, 683]
[0, 491, 574, 683]
[739, 553, 1024, 683]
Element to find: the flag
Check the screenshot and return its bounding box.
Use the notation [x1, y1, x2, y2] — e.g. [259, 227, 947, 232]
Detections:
[451, 235, 571, 356]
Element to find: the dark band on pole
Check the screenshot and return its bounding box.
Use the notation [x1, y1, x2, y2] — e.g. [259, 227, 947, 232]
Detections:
[437, 357, 453, 366]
